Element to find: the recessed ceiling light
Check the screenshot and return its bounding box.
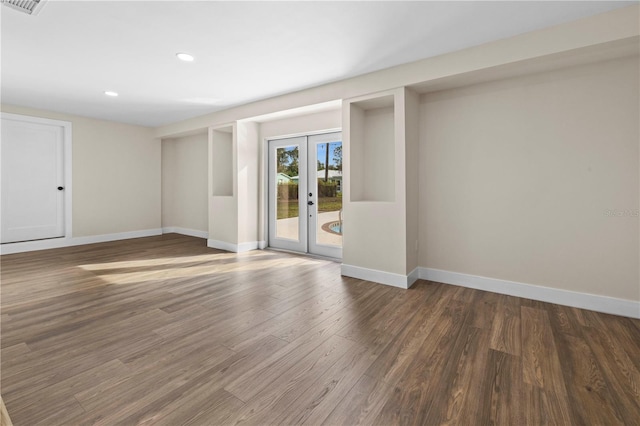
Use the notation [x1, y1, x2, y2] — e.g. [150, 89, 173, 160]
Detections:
[104, 91, 118, 97]
[176, 53, 195, 62]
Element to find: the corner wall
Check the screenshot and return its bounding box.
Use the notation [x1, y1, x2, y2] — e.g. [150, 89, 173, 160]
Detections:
[162, 133, 208, 236]
[419, 56, 639, 303]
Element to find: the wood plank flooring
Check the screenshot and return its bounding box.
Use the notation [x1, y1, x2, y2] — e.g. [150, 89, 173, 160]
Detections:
[1, 234, 639, 425]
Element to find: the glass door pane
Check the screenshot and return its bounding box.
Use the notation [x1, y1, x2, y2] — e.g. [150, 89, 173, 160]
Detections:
[268, 133, 341, 259]
[275, 145, 300, 241]
[308, 132, 342, 258]
[268, 137, 307, 253]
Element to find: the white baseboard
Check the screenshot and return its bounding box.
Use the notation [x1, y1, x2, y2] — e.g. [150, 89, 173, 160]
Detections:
[207, 239, 237, 252]
[341, 264, 419, 289]
[419, 267, 640, 319]
[0, 228, 163, 255]
[237, 241, 260, 253]
[162, 227, 208, 239]
[408, 267, 420, 288]
[258, 240, 267, 249]
[207, 239, 261, 253]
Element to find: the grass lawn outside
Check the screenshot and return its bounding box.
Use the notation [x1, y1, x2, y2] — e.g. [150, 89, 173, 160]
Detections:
[277, 197, 342, 219]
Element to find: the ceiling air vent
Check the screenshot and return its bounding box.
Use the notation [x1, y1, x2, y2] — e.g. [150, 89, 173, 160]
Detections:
[1, 0, 46, 15]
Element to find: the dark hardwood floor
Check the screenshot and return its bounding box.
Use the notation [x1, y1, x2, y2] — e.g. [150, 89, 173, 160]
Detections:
[1, 234, 639, 425]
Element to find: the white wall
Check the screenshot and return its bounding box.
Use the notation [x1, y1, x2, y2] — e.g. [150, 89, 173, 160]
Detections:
[419, 56, 639, 302]
[1, 104, 160, 237]
[162, 133, 208, 234]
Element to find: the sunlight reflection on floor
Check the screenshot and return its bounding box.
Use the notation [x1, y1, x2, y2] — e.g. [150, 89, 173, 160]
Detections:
[79, 252, 326, 285]
[78, 250, 277, 271]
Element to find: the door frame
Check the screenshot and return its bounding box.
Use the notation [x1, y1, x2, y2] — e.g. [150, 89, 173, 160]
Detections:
[263, 128, 342, 259]
[1, 113, 73, 248]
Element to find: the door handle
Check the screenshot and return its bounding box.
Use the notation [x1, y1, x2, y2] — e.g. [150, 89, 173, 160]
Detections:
[308, 201, 314, 206]
[57, 186, 64, 191]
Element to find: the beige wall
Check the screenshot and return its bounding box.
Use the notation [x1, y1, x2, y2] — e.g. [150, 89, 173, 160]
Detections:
[258, 109, 341, 141]
[237, 121, 260, 244]
[343, 89, 410, 277]
[404, 88, 421, 275]
[350, 106, 395, 202]
[208, 121, 260, 247]
[162, 133, 208, 232]
[209, 126, 237, 244]
[1, 104, 160, 237]
[156, 6, 639, 139]
[419, 56, 639, 301]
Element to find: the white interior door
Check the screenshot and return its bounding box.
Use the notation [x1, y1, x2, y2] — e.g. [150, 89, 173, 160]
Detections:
[1, 118, 66, 243]
[268, 132, 342, 258]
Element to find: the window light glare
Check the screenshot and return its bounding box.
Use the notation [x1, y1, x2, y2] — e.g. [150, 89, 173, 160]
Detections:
[104, 91, 118, 97]
[176, 53, 195, 62]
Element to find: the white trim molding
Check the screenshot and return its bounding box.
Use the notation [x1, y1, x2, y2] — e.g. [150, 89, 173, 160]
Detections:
[238, 241, 260, 252]
[341, 264, 420, 289]
[0, 229, 162, 255]
[162, 227, 208, 239]
[419, 267, 640, 319]
[207, 239, 261, 253]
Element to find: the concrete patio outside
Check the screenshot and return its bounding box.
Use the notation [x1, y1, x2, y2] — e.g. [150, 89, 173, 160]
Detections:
[275, 210, 342, 246]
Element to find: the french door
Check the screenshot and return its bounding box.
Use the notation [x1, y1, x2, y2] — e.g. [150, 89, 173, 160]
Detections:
[268, 132, 342, 258]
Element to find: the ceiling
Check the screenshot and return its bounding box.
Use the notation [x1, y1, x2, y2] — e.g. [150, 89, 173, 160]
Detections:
[1, 1, 634, 128]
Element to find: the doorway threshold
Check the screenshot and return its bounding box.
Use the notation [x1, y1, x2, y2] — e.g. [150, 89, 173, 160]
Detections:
[263, 247, 341, 263]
